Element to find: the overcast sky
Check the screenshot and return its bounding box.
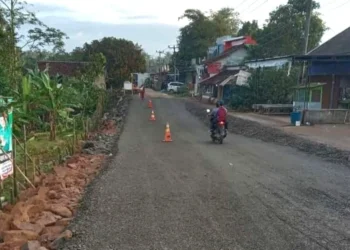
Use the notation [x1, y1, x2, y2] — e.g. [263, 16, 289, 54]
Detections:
[26, 0, 349, 57]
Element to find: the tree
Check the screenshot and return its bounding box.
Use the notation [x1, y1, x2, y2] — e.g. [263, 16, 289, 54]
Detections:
[0, 0, 67, 89]
[177, 8, 240, 62]
[230, 67, 300, 109]
[237, 20, 260, 39]
[177, 9, 215, 62]
[242, 0, 326, 59]
[211, 8, 240, 36]
[71, 37, 146, 87]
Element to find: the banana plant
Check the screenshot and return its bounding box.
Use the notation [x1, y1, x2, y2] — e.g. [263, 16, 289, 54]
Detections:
[29, 70, 75, 140]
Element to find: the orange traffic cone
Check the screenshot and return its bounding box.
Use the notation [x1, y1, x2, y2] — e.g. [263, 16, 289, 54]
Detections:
[148, 100, 153, 108]
[149, 110, 156, 121]
[163, 122, 173, 142]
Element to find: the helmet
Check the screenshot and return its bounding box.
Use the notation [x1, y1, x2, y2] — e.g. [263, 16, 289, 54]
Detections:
[217, 100, 224, 106]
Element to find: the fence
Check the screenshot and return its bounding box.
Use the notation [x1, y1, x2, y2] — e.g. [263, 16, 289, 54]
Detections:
[0, 119, 91, 208]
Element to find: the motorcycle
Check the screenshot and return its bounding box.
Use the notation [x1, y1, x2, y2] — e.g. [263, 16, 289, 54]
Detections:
[206, 109, 226, 144]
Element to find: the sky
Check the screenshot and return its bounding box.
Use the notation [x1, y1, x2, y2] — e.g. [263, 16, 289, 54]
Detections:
[25, 0, 350, 57]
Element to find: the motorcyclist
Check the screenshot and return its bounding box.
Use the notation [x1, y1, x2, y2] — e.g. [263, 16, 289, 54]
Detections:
[216, 100, 228, 136]
[210, 102, 220, 133]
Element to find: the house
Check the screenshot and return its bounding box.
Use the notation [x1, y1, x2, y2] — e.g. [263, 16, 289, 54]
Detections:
[181, 58, 205, 95]
[204, 36, 257, 77]
[294, 27, 350, 110]
[198, 66, 250, 104]
[37, 61, 106, 89]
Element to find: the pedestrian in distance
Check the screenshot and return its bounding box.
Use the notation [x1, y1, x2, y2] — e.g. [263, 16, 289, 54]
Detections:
[140, 84, 145, 100]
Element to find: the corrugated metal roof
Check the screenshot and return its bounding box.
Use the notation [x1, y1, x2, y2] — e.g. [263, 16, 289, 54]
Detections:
[204, 45, 245, 64]
[37, 61, 88, 77]
[199, 69, 240, 85]
[308, 27, 350, 55]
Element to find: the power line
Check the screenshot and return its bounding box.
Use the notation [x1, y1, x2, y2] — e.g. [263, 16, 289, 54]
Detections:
[234, 0, 249, 10]
[330, 0, 350, 11]
[249, 0, 268, 13]
[240, 0, 262, 14]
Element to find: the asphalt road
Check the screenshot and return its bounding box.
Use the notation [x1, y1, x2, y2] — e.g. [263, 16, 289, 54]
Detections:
[63, 95, 350, 250]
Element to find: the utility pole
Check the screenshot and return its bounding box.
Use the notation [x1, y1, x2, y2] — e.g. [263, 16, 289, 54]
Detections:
[156, 50, 164, 72]
[301, 0, 312, 83]
[301, 0, 313, 113]
[168, 45, 178, 81]
[156, 50, 165, 90]
[303, 0, 312, 55]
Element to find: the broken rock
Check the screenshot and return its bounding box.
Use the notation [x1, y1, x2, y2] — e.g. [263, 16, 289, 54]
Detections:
[20, 240, 41, 250]
[11, 202, 30, 223]
[47, 190, 60, 200]
[2, 230, 39, 243]
[55, 218, 72, 227]
[67, 163, 78, 170]
[27, 205, 46, 223]
[49, 230, 72, 250]
[12, 220, 44, 235]
[0, 212, 12, 239]
[49, 205, 72, 218]
[37, 187, 49, 199]
[36, 212, 57, 227]
[0, 241, 26, 250]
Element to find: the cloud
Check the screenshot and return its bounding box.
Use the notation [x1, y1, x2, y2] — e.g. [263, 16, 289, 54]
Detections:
[23, 0, 350, 54]
[37, 16, 179, 55]
[126, 15, 157, 20]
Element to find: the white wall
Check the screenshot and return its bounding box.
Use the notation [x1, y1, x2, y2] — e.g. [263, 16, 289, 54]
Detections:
[218, 48, 247, 67]
[246, 58, 292, 69]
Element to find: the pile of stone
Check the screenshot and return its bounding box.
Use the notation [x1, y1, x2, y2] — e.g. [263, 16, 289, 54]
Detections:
[0, 154, 105, 250]
[0, 90, 131, 250]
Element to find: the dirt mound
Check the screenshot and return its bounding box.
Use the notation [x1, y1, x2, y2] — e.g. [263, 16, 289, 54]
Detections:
[185, 101, 350, 167]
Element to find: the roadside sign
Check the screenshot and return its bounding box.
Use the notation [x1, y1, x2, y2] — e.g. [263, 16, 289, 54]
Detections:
[0, 98, 13, 181]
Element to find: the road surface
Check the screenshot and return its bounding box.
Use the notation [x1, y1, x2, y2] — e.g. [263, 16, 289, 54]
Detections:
[63, 95, 350, 250]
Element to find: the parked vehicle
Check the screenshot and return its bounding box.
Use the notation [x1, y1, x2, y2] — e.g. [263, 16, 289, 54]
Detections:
[206, 109, 226, 144]
[167, 82, 185, 93]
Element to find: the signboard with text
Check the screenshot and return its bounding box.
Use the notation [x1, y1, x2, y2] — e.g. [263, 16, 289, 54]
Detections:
[124, 81, 132, 90]
[0, 98, 13, 181]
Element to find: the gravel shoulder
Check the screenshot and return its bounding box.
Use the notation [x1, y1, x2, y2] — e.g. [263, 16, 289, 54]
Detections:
[185, 100, 350, 167]
[61, 97, 350, 250]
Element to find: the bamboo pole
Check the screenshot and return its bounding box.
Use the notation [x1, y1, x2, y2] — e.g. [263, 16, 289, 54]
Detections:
[0, 146, 35, 190]
[13, 135, 41, 175]
[10, 188, 13, 204]
[12, 140, 17, 198]
[32, 158, 36, 184]
[0, 181, 3, 208]
[23, 125, 28, 177]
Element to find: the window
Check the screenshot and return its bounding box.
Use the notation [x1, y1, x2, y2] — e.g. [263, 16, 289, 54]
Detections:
[311, 89, 321, 102]
[295, 89, 306, 102]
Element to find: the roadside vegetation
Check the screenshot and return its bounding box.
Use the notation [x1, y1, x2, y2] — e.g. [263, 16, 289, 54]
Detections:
[0, 0, 146, 205]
